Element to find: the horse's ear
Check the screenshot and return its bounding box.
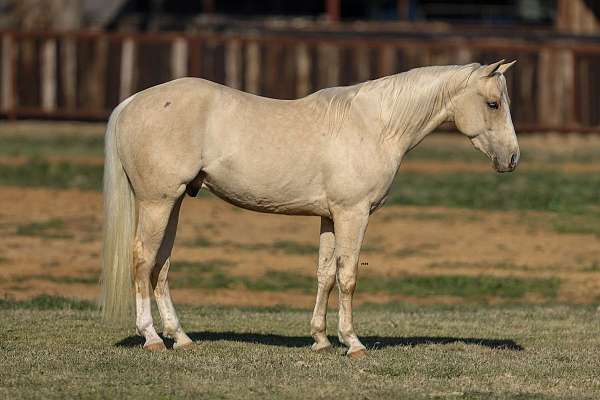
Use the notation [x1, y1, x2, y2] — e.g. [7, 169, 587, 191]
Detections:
[497, 60, 517, 74]
[479, 59, 505, 77]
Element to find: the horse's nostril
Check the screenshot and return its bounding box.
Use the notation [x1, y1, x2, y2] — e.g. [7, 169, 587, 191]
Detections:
[510, 153, 517, 167]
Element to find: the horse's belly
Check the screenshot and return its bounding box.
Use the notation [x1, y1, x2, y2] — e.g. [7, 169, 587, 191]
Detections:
[202, 174, 329, 217]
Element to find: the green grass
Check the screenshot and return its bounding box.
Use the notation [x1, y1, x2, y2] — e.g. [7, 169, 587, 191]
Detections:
[358, 275, 559, 300]
[171, 267, 316, 291]
[0, 135, 104, 157]
[552, 213, 600, 237]
[171, 265, 558, 301]
[16, 218, 73, 239]
[0, 294, 95, 310]
[183, 238, 321, 255]
[393, 243, 440, 258]
[11, 274, 99, 285]
[1, 297, 599, 398]
[389, 171, 600, 212]
[0, 160, 103, 191]
[272, 240, 319, 255]
[184, 236, 214, 247]
[170, 259, 234, 273]
[427, 261, 543, 272]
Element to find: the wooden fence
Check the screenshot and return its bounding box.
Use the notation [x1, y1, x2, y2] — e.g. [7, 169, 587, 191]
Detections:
[1, 30, 599, 132]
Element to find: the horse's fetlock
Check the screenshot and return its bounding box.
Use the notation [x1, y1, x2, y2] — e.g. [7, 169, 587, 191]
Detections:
[311, 319, 326, 334]
[136, 320, 153, 336]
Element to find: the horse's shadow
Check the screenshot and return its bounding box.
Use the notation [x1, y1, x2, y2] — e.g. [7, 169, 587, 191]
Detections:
[115, 331, 523, 351]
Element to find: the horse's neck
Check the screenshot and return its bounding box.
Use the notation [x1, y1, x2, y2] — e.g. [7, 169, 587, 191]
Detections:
[361, 66, 466, 156]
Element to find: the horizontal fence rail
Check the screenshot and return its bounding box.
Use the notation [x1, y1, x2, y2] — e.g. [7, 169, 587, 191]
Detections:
[1, 30, 599, 132]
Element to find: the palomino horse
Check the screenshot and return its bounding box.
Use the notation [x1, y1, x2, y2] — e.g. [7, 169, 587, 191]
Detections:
[101, 60, 519, 358]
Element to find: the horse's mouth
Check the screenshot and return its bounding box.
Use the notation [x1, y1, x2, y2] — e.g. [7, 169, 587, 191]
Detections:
[492, 155, 517, 173]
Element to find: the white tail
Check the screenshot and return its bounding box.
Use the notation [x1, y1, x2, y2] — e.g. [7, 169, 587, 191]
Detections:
[100, 96, 137, 322]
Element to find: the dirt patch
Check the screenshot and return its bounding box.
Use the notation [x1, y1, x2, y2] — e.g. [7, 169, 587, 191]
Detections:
[2, 186, 600, 306]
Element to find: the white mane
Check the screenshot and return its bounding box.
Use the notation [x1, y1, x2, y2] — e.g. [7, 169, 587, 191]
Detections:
[311, 64, 486, 140]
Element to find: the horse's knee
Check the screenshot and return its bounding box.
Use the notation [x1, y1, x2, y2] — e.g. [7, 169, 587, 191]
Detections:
[337, 255, 357, 295]
[319, 245, 335, 264]
[338, 277, 356, 295]
[317, 268, 336, 287]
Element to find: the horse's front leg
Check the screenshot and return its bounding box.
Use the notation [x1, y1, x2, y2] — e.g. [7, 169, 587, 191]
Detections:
[310, 217, 336, 352]
[333, 207, 369, 358]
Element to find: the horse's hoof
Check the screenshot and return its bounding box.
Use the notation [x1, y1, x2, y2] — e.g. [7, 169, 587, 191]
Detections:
[347, 348, 367, 359]
[174, 341, 195, 351]
[311, 341, 332, 352]
[144, 341, 166, 351]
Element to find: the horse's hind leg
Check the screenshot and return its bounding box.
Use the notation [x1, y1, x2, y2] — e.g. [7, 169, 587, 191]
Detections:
[151, 196, 193, 350]
[133, 198, 180, 350]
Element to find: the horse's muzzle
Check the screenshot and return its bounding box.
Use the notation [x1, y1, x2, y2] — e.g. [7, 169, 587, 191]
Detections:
[493, 152, 519, 173]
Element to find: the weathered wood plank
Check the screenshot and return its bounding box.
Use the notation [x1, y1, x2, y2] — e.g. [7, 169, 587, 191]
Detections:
[120, 38, 136, 102]
[86, 37, 107, 111]
[245, 41, 260, 94]
[41, 39, 57, 111]
[355, 46, 370, 82]
[225, 39, 241, 89]
[379, 45, 395, 77]
[318, 44, 339, 88]
[1, 35, 15, 113]
[60, 37, 77, 111]
[295, 44, 310, 97]
[171, 38, 188, 79]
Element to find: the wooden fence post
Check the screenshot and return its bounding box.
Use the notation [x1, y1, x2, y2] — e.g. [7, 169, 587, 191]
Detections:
[41, 38, 57, 112]
[295, 44, 311, 97]
[120, 38, 136, 102]
[537, 48, 575, 129]
[225, 39, 241, 89]
[379, 45, 395, 77]
[355, 45, 370, 82]
[87, 37, 107, 112]
[318, 43, 339, 88]
[245, 41, 260, 94]
[1, 34, 16, 114]
[60, 36, 77, 111]
[171, 37, 188, 79]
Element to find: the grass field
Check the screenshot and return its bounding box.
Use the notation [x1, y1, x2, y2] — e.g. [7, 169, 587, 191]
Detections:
[1, 296, 600, 399]
[2, 122, 600, 399]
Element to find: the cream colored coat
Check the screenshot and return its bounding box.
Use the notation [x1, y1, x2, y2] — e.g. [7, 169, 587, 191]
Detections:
[101, 60, 519, 357]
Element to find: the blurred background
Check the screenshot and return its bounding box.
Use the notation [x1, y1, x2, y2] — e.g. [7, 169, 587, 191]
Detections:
[0, 0, 598, 130]
[1, 1, 600, 308]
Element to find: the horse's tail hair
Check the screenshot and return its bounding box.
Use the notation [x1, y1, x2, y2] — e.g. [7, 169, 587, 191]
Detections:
[100, 95, 137, 323]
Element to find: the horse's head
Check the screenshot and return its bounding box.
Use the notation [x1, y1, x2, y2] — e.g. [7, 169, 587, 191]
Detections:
[452, 60, 519, 173]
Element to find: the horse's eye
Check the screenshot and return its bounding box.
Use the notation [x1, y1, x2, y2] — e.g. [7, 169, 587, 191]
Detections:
[487, 101, 499, 110]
